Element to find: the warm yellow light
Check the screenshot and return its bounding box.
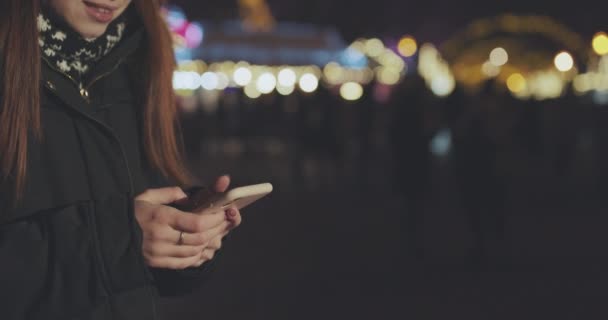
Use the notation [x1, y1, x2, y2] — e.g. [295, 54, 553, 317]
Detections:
[376, 67, 401, 85]
[349, 40, 366, 53]
[340, 82, 364, 101]
[430, 74, 455, 97]
[398, 36, 418, 57]
[489, 47, 509, 67]
[593, 32, 608, 56]
[378, 50, 406, 71]
[573, 74, 591, 93]
[529, 71, 564, 100]
[323, 62, 344, 85]
[507, 73, 526, 93]
[244, 84, 261, 99]
[365, 38, 385, 57]
[554, 51, 574, 72]
[482, 61, 501, 77]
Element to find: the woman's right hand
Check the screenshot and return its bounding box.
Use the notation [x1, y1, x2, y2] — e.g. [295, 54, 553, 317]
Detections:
[134, 186, 237, 270]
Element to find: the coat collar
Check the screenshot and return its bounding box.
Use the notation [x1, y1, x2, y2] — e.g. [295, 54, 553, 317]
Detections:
[41, 27, 144, 118]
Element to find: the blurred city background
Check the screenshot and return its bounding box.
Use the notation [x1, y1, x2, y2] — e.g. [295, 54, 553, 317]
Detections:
[158, 1, 608, 319]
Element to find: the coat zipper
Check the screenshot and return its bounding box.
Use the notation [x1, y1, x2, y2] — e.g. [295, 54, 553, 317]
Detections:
[43, 57, 159, 318]
[41, 56, 125, 102]
[43, 57, 138, 287]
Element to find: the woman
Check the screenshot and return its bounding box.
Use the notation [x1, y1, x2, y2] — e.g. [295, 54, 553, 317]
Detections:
[0, 0, 243, 319]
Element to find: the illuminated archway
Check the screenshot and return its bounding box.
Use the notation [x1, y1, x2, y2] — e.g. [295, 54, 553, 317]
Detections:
[441, 14, 590, 98]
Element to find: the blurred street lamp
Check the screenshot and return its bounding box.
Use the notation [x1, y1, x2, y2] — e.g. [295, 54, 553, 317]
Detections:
[256, 72, 277, 94]
[489, 47, 509, 67]
[299, 73, 319, 93]
[482, 61, 501, 77]
[397, 36, 418, 57]
[507, 73, 526, 93]
[340, 82, 364, 101]
[201, 72, 219, 90]
[278, 68, 297, 87]
[593, 32, 608, 56]
[554, 51, 574, 72]
[244, 83, 262, 99]
[365, 38, 385, 57]
[233, 67, 253, 86]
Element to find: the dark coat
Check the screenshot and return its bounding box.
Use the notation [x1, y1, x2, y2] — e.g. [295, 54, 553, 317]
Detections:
[0, 26, 217, 319]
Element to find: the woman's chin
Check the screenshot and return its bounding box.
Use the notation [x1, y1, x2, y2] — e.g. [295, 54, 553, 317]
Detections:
[74, 24, 108, 40]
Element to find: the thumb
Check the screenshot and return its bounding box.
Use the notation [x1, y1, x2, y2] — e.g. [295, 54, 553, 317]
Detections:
[214, 175, 231, 193]
[135, 187, 187, 205]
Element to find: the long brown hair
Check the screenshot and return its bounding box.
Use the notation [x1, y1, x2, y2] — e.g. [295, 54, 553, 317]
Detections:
[0, 0, 191, 201]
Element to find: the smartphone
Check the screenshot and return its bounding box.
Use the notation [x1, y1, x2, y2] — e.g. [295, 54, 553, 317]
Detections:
[172, 183, 273, 213]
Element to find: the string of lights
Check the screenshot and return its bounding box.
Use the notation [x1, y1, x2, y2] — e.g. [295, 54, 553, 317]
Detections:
[164, 6, 608, 104]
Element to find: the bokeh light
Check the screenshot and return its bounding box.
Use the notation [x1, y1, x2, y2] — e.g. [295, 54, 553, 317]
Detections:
[201, 72, 219, 90]
[365, 38, 385, 57]
[244, 83, 261, 99]
[173, 71, 201, 90]
[215, 72, 230, 90]
[256, 72, 277, 94]
[554, 51, 574, 72]
[430, 74, 455, 97]
[340, 82, 364, 101]
[507, 73, 527, 93]
[278, 68, 297, 87]
[489, 47, 509, 67]
[165, 6, 187, 30]
[376, 67, 401, 85]
[233, 67, 253, 86]
[482, 61, 501, 77]
[277, 85, 295, 96]
[592, 32, 608, 56]
[323, 62, 344, 85]
[397, 36, 418, 57]
[299, 73, 319, 93]
[184, 22, 204, 48]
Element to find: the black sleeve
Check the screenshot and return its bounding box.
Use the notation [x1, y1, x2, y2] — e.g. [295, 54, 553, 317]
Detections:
[149, 248, 223, 297]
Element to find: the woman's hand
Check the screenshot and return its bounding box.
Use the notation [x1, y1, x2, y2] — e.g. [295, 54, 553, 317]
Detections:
[134, 175, 242, 270]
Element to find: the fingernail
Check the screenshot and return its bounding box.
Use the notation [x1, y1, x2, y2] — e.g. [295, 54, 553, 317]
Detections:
[227, 209, 237, 217]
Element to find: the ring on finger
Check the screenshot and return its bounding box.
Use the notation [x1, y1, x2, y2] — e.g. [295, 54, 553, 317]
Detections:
[176, 231, 185, 245]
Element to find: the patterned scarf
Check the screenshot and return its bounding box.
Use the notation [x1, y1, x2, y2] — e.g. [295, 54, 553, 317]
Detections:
[37, 7, 128, 84]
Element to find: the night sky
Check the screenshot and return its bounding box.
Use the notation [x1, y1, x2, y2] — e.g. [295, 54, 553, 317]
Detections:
[171, 0, 604, 42]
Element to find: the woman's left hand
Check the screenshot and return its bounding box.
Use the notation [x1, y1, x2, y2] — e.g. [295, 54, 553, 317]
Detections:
[134, 175, 242, 270]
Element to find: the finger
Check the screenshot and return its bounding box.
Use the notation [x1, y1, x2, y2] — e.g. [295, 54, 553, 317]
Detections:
[143, 242, 207, 258]
[142, 223, 182, 243]
[206, 234, 223, 250]
[136, 187, 187, 205]
[197, 205, 230, 216]
[193, 249, 217, 267]
[142, 220, 228, 245]
[145, 253, 208, 270]
[225, 207, 242, 228]
[214, 175, 231, 193]
[170, 210, 227, 234]
[180, 221, 231, 246]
